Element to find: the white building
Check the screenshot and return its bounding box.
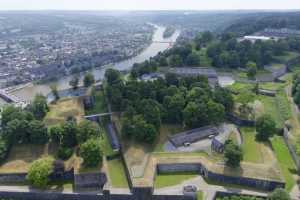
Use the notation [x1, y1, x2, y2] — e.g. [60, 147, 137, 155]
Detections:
[242, 36, 272, 43]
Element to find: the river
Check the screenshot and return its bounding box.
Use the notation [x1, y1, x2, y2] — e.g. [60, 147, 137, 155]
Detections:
[9, 25, 181, 101]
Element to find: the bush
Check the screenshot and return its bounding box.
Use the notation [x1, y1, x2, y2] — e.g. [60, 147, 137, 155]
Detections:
[256, 114, 277, 141]
[26, 157, 54, 188]
[57, 147, 73, 160]
[224, 139, 243, 168]
[76, 120, 100, 144]
[49, 125, 63, 143]
[28, 120, 49, 144]
[79, 139, 103, 167]
[268, 188, 291, 200]
[0, 136, 10, 161]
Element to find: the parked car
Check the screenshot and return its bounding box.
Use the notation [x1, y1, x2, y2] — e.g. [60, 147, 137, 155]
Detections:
[183, 185, 197, 196]
[183, 142, 191, 147]
[208, 135, 215, 139]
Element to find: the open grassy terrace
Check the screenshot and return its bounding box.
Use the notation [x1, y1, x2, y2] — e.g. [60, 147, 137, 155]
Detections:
[0, 144, 56, 173]
[44, 97, 85, 126]
[107, 158, 129, 188]
[240, 127, 275, 164]
[271, 136, 297, 191]
[154, 172, 198, 188]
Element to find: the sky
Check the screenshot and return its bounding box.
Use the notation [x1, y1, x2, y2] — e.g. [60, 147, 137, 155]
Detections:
[1, 0, 300, 11]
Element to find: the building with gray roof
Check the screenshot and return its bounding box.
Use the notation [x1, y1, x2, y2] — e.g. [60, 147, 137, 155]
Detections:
[168, 126, 219, 148]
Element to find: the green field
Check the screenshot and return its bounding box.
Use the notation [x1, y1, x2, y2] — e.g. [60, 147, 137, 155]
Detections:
[197, 191, 203, 200]
[259, 82, 285, 91]
[258, 95, 285, 128]
[107, 158, 129, 188]
[227, 82, 254, 94]
[275, 90, 292, 121]
[240, 128, 263, 163]
[271, 136, 297, 191]
[154, 172, 198, 188]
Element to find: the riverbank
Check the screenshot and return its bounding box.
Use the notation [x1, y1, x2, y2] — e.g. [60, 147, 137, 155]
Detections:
[6, 25, 180, 102]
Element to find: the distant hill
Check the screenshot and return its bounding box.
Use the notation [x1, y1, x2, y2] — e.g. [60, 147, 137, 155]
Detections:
[224, 12, 300, 36]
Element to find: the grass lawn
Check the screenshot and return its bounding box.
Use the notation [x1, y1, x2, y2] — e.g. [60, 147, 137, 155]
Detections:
[154, 172, 198, 188]
[85, 90, 108, 115]
[107, 158, 129, 188]
[197, 191, 203, 200]
[44, 97, 85, 126]
[259, 82, 285, 91]
[100, 129, 117, 157]
[230, 82, 287, 128]
[240, 128, 264, 163]
[227, 82, 254, 94]
[276, 90, 292, 121]
[271, 136, 297, 191]
[257, 95, 285, 128]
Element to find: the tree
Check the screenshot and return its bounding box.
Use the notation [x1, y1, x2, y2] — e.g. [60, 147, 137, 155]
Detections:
[50, 84, 59, 101]
[105, 68, 122, 85]
[256, 115, 277, 141]
[165, 73, 179, 86]
[28, 120, 48, 144]
[183, 101, 209, 128]
[4, 119, 30, 144]
[26, 157, 54, 188]
[169, 54, 183, 67]
[69, 75, 79, 90]
[76, 120, 100, 144]
[83, 73, 95, 87]
[79, 139, 103, 167]
[163, 94, 185, 123]
[121, 115, 158, 143]
[268, 188, 291, 200]
[246, 61, 258, 79]
[0, 136, 9, 160]
[1, 106, 33, 127]
[214, 87, 234, 112]
[57, 147, 73, 160]
[49, 125, 63, 143]
[224, 140, 243, 168]
[207, 100, 225, 124]
[186, 52, 200, 66]
[29, 94, 49, 120]
[60, 121, 78, 148]
[139, 99, 161, 130]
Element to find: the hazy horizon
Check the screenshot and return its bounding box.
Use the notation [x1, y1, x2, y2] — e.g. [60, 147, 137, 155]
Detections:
[1, 0, 300, 11]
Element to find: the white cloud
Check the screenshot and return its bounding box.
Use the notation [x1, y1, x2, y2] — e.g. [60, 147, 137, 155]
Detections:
[0, 0, 300, 10]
